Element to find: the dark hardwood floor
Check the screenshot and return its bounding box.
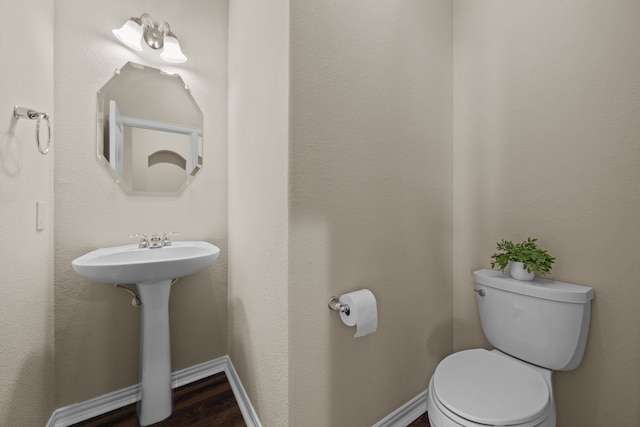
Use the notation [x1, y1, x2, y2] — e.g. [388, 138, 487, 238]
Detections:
[71, 370, 431, 427]
[408, 412, 431, 426]
[72, 372, 245, 427]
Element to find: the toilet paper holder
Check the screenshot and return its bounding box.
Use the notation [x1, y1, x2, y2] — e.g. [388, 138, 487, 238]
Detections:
[328, 296, 350, 316]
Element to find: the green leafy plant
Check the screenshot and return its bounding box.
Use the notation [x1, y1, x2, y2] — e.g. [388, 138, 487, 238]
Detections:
[490, 237, 556, 276]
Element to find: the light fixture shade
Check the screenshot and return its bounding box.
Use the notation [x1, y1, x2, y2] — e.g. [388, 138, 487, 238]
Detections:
[112, 19, 143, 51]
[160, 36, 187, 63]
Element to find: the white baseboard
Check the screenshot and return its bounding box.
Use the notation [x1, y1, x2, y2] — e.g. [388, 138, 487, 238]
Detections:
[372, 389, 428, 427]
[47, 355, 422, 427]
[46, 355, 261, 427]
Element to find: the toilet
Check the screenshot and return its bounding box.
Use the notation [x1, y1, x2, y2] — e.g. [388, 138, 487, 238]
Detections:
[427, 269, 594, 427]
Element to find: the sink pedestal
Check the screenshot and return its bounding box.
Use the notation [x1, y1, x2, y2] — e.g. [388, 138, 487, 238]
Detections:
[136, 279, 173, 426]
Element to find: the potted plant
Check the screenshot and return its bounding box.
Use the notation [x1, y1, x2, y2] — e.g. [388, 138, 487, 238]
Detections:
[490, 237, 555, 281]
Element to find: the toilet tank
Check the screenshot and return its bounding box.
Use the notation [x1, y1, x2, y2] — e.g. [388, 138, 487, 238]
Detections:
[474, 269, 594, 371]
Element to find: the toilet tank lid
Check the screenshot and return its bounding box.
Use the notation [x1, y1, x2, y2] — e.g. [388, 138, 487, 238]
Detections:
[474, 269, 594, 303]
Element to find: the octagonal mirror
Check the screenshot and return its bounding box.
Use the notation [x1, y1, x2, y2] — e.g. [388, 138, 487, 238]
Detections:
[97, 62, 203, 196]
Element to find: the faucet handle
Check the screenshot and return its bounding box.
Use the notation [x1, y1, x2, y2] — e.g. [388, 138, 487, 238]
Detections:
[162, 231, 179, 246]
[129, 233, 149, 248]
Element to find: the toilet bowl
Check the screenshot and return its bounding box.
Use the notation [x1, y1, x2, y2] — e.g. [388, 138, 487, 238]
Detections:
[426, 349, 555, 427]
[425, 269, 594, 427]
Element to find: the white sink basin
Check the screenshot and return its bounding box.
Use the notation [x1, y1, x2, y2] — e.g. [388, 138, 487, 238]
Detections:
[72, 241, 220, 284]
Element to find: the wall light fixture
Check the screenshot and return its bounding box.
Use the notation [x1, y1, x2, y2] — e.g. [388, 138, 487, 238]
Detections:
[112, 14, 187, 64]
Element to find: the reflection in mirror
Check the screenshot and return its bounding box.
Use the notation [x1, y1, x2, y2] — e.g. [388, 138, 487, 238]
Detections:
[97, 62, 203, 196]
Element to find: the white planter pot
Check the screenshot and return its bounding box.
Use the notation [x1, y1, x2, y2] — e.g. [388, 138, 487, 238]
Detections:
[510, 261, 534, 281]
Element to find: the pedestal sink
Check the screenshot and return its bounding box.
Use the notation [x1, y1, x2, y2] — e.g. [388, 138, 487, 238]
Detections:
[72, 241, 220, 426]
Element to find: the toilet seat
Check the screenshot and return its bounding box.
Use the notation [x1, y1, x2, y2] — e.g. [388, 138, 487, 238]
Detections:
[431, 349, 550, 426]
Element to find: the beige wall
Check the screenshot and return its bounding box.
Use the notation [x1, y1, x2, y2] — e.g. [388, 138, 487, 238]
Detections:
[453, 1, 640, 425]
[229, 1, 453, 426]
[228, 0, 291, 425]
[0, 2, 55, 425]
[54, 0, 228, 407]
[288, 1, 453, 426]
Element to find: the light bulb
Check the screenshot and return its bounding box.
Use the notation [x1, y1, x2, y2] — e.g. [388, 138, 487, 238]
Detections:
[112, 19, 143, 51]
[160, 36, 187, 63]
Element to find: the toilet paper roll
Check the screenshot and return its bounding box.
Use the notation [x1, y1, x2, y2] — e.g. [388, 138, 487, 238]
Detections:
[339, 289, 378, 338]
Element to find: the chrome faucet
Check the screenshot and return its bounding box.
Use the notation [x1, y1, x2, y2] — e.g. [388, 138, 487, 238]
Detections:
[129, 232, 178, 248]
[149, 234, 163, 248]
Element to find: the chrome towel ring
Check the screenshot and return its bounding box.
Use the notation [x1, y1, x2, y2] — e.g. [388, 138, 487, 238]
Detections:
[13, 105, 52, 155]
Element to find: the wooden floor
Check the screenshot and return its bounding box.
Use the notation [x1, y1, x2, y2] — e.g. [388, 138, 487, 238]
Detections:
[408, 412, 431, 426]
[71, 372, 246, 427]
[71, 370, 431, 427]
